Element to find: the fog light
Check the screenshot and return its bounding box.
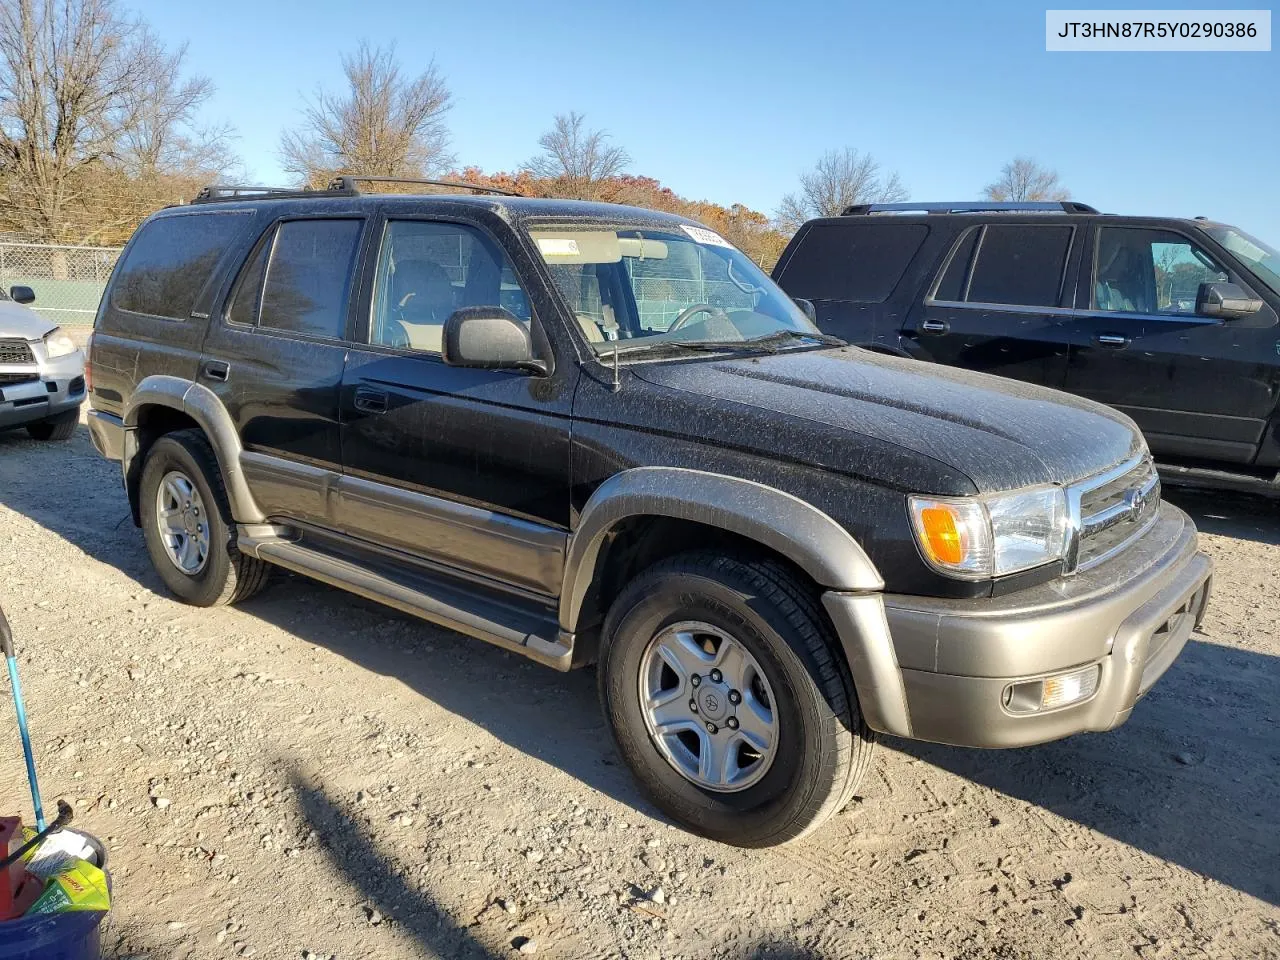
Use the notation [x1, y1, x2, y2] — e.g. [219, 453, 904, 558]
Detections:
[1005, 665, 1100, 714]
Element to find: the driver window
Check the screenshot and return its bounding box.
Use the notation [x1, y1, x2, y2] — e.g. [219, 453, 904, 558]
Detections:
[1094, 227, 1228, 316]
[370, 220, 532, 353]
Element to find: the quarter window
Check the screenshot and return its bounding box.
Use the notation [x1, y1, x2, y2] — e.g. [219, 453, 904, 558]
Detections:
[775, 222, 929, 303]
[112, 212, 248, 319]
[369, 220, 532, 354]
[1093, 227, 1228, 315]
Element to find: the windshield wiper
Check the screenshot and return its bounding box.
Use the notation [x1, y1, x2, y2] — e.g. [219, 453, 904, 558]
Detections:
[606, 330, 846, 357]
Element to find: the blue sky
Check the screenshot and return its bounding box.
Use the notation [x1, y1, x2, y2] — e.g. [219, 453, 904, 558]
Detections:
[131, 0, 1279, 241]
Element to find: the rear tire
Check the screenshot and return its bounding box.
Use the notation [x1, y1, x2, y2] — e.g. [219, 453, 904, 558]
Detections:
[139, 429, 270, 607]
[25, 409, 79, 441]
[598, 551, 875, 847]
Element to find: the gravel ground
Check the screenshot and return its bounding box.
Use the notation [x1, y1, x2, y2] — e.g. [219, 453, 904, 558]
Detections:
[0, 417, 1277, 960]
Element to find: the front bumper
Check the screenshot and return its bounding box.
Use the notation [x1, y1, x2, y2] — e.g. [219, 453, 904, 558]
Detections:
[825, 503, 1211, 748]
[0, 343, 85, 429]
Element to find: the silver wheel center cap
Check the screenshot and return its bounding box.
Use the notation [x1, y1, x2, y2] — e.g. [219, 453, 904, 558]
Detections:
[699, 686, 729, 721]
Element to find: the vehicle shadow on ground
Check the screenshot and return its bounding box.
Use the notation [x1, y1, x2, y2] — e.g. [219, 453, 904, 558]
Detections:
[1162, 485, 1280, 546]
[893, 636, 1280, 906]
[4, 428, 1279, 912]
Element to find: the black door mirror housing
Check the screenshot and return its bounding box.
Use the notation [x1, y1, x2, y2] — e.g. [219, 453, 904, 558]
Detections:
[9, 285, 35, 305]
[794, 297, 818, 323]
[442, 307, 546, 373]
[1196, 281, 1263, 320]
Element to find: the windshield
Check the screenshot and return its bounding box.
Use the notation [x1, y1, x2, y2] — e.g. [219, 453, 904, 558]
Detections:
[1201, 223, 1280, 295]
[529, 223, 822, 353]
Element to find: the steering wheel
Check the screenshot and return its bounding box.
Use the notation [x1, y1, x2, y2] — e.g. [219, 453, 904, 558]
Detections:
[669, 303, 719, 332]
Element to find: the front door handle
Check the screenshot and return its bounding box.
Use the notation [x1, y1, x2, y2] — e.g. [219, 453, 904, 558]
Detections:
[202, 360, 230, 381]
[1094, 333, 1130, 349]
[353, 387, 389, 414]
[921, 319, 950, 335]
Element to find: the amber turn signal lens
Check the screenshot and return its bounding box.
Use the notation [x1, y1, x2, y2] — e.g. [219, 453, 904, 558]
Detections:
[918, 506, 964, 565]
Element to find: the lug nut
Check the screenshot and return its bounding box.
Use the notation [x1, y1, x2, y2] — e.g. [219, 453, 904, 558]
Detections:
[705, 722, 718, 734]
[728, 690, 741, 705]
[690, 674, 701, 687]
[727, 717, 739, 730]
[689, 699, 698, 713]
[710, 669, 722, 683]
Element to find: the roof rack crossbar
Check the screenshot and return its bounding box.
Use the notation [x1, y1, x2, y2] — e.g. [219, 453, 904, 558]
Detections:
[841, 201, 1099, 216]
[328, 175, 519, 197]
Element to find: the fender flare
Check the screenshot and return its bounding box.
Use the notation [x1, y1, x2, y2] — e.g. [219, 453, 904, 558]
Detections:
[559, 467, 884, 632]
[124, 375, 264, 523]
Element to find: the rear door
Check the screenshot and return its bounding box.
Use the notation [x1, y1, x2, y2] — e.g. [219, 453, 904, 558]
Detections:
[772, 220, 931, 347]
[1064, 223, 1280, 464]
[903, 221, 1081, 387]
[336, 213, 573, 597]
[199, 216, 369, 526]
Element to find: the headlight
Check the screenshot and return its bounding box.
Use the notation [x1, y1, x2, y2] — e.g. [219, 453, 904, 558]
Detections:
[43, 328, 78, 359]
[909, 485, 1069, 579]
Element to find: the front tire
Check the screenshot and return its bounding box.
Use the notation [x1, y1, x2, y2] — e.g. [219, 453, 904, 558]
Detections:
[26, 409, 79, 441]
[598, 551, 875, 847]
[139, 429, 270, 607]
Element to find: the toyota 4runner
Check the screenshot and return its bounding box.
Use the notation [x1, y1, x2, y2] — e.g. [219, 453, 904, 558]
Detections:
[86, 179, 1212, 846]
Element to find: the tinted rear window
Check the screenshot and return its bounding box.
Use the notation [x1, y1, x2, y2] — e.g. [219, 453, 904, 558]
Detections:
[964, 225, 1073, 308]
[777, 222, 929, 302]
[111, 212, 247, 319]
[258, 219, 363, 339]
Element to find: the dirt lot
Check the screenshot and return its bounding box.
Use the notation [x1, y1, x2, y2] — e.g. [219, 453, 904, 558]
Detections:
[0, 417, 1277, 960]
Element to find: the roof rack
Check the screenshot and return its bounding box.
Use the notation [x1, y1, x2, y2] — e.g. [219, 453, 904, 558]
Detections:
[327, 175, 519, 197]
[192, 175, 520, 205]
[841, 201, 1099, 216]
[192, 182, 355, 203]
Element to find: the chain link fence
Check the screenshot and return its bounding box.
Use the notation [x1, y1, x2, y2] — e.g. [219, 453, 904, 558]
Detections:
[0, 242, 121, 328]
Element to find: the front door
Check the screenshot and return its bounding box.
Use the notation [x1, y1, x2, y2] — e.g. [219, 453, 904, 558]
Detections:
[903, 222, 1080, 388]
[199, 216, 368, 525]
[337, 216, 575, 597]
[1065, 224, 1279, 464]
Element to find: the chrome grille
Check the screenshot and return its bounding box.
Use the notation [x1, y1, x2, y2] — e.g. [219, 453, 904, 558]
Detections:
[1067, 455, 1161, 572]
[0, 338, 35, 364]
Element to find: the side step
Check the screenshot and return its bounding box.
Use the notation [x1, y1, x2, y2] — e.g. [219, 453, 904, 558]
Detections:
[238, 525, 573, 670]
[1157, 462, 1280, 498]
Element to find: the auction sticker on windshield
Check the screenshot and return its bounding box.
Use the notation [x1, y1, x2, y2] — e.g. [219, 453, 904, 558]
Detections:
[680, 225, 734, 248]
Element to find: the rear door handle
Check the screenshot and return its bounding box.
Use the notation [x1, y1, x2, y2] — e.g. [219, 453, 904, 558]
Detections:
[202, 360, 230, 381]
[1094, 334, 1130, 349]
[921, 319, 949, 335]
[353, 387, 389, 414]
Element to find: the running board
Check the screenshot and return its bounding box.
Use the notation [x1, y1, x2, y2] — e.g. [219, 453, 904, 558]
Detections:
[238, 526, 573, 671]
[1157, 462, 1280, 498]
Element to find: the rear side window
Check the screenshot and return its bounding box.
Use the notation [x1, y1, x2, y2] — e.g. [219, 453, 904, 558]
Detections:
[112, 212, 247, 319]
[777, 222, 929, 303]
[963, 225, 1074, 308]
[227, 219, 363, 339]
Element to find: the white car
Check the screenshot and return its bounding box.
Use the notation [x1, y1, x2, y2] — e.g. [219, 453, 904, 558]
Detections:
[0, 285, 86, 441]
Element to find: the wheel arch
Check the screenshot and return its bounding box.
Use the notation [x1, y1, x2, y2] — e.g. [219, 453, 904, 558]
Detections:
[123, 376, 263, 525]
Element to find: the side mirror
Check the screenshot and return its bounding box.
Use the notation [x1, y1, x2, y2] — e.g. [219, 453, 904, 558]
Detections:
[1197, 282, 1263, 320]
[442, 307, 546, 373]
[9, 285, 35, 305]
[794, 298, 817, 323]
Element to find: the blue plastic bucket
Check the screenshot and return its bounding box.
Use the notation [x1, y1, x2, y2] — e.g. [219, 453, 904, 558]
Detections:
[0, 832, 109, 960]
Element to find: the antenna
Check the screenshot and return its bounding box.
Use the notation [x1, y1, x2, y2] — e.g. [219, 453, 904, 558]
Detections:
[610, 343, 621, 393]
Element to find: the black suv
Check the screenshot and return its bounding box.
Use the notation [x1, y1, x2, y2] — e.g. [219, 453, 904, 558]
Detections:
[773, 201, 1280, 496]
[87, 181, 1211, 846]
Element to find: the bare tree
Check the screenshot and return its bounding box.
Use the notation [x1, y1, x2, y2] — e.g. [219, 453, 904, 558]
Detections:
[776, 148, 908, 231]
[0, 0, 234, 241]
[279, 42, 452, 186]
[982, 156, 1070, 202]
[117, 40, 238, 181]
[525, 112, 629, 200]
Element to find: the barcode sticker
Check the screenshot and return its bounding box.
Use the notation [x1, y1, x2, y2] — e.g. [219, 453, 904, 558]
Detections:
[679, 225, 733, 248]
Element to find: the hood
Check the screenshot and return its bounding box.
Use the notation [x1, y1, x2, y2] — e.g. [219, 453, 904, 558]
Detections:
[630, 348, 1140, 494]
[0, 300, 55, 340]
